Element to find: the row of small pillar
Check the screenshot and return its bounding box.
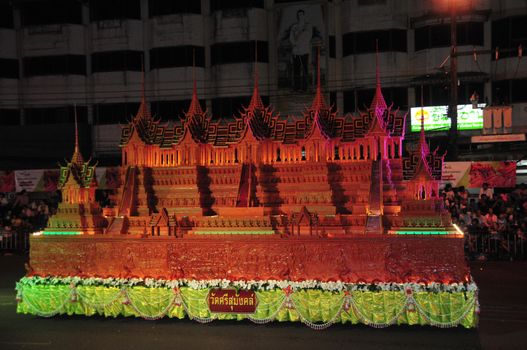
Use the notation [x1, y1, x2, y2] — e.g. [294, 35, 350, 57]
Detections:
[123, 137, 403, 167]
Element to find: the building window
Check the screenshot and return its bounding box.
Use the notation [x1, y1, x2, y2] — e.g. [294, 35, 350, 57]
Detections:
[330, 91, 337, 107]
[343, 90, 356, 113]
[91, 51, 143, 73]
[343, 29, 407, 56]
[149, 0, 201, 16]
[210, 0, 264, 12]
[23, 55, 86, 77]
[414, 85, 449, 106]
[211, 96, 269, 118]
[212, 96, 249, 118]
[491, 79, 527, 105]
[25, 106, 87, 125]
[415, 22, 484, 51]
[151, 100, 202, 121]
[492, 80, 509, 105]
[415, 82, 484, 106]
[492, 16, 527, 60]
[90, 0, 141, 21]
[211, 41, 268, 65]
[511, 79, 527, 103]
[94, 103, 140, 125]
[457, 22, 484, 46]
[458, 82, 485, 105]
[150, 46, 205, 70]
[430, 25, 450, 48]
[0, 58, 19, 79]
[0, 3, 14, 28]
[329, 35, 336, 58]
[350, 87, 408, 112]
[21, 0, 82, 26]
[358, 0, 387, 5]
[0, 109, 20, 125]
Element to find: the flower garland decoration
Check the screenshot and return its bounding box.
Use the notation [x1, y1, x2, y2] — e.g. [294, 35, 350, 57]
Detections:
[17, 276, 478, 294]
[15, 275, 479, 329]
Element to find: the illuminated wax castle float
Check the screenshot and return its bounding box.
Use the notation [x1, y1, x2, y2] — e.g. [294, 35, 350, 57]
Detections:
[16, 54, 478, 329]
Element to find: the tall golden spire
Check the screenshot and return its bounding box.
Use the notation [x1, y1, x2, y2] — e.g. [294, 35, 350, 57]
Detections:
[133, 57, 151, 122]
[310, 45, 327, 111]
[140, 58, 147, 115]
[71, 104, 84, 165]
[248, 41, 264, 113]
[186, 48, 204, 116]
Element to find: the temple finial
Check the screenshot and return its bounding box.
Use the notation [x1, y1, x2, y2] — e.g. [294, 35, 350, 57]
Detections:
[133, 56, 152, 122]
[310, 45, 327, 111]
[317, 45, 321, 95]
[192, 48, 197, 97]
[141, 57, 146, 104]
[375, 40, 380, 90]
[71, 104, 84, 165]
[248, 41, 264, 113]
[254, 40, 258, 85]
[370, 40, 387, 114]
[186, 48, 204, 117]
[74, 104, 79, 153]
[420, 85, 425, 138]
[419, 85, 429, 156]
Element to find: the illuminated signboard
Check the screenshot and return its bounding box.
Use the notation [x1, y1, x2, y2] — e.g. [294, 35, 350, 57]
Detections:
[410, 104, 485, 132]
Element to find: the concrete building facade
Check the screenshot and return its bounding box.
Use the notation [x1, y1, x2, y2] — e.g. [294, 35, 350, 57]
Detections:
[1, 0, 526, 167]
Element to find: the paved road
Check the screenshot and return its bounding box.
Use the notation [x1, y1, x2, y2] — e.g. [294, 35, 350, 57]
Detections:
[0, 254, 525, 350]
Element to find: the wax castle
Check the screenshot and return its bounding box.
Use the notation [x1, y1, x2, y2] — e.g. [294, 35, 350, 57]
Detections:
[20, 49, 476, 330]
[43, 50, 448, 237]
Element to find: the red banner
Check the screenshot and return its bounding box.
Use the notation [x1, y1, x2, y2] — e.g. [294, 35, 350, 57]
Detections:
[442, 161, 517, 188]
[469, 161, 516, 188]
[208, 289, 258, 313]
[0, 171, 15, 192]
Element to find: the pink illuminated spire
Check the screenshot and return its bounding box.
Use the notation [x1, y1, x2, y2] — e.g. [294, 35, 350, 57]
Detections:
[419, 85, 430, 157]
[412, 84, 433, 180]
[248, 41, 264, 113]
[370, 40, 387, 115]
[186, 49, 204, 116]
[310, 46, 327, 111]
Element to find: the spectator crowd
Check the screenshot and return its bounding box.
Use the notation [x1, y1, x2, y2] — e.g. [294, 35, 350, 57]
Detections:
[441, 182, 527, 260]
[0, 190, 59, 253]
[1, 183, 526, 259]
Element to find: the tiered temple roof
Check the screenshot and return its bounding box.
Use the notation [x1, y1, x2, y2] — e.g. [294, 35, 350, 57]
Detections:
[58, 113, 96, 189]
[119, 49, 410, 151]
[120, 71, 180, 148]
[238, 61, 276, 141]
[184, 76, 210, 144]
[403, 107, 445, 181]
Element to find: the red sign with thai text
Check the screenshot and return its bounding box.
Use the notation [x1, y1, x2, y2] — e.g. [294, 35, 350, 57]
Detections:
[207, 289, 258, 314]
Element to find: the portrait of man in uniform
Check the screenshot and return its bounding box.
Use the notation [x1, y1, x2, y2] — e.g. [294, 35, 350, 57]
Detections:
[277, 4, 325, 93]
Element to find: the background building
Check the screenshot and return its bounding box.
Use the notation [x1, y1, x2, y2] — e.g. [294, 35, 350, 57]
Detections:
[1, 0, 526, 168]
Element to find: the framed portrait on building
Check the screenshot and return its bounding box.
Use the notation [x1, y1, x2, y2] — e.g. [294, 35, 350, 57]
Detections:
[276, 2, 327, 97]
